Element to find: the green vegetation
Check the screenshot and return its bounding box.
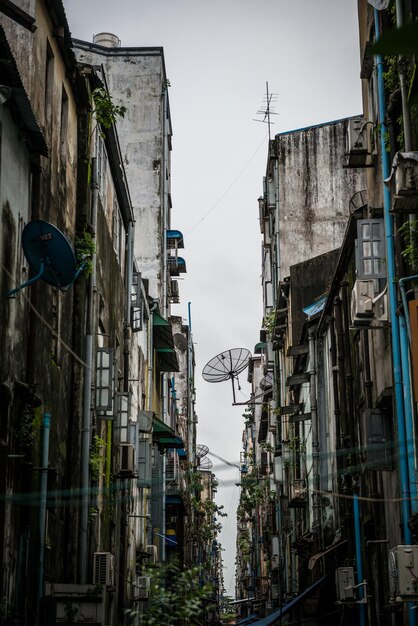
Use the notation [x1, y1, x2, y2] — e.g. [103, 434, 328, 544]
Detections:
[89, 434, 106, 480]
[75, 231, 96, 277]
[126, 559, 212, 625]
[92, 87, 126, 133]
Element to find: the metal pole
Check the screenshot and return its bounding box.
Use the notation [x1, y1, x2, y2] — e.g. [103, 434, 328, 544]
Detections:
[38, 412, 51, 613]
[80, 157, 98, 583]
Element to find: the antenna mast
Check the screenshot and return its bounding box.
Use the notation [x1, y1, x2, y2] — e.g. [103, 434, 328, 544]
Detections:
[253, 81, 278, 141]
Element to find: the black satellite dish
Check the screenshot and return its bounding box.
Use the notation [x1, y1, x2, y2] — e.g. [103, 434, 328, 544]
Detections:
[199, 456, 213, 471]
[8, 220, 86, 297]
[202, 348, 251, 404]
[196, 444, 209, 459]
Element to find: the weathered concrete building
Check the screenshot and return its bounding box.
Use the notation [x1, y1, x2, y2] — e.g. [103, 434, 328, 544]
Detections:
[72, 35, 176, 313]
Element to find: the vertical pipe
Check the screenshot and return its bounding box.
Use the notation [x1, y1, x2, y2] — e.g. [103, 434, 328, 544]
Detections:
[308, 328, 320, 536]
[400, 314, 418, 513]
[375, 8, 411, 531]
[80, 157, 98, 583]
[353, 493, 366, 625]
[38, 412, 51, 611]
[375, 11, 415, 626]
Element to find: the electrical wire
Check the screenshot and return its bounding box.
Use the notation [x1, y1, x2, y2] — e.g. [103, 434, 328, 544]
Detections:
[185, 131, 268, 236]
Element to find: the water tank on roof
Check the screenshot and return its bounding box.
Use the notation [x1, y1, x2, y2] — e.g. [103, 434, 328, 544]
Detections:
[93, 32, 121, 48]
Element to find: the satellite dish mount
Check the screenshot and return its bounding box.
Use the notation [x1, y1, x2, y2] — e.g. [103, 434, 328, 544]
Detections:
[7, 220, 87, 298]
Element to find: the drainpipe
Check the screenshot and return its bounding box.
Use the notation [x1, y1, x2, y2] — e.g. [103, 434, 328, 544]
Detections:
[353, 492, 366, 626]
[399, 313, 418, 513]
[308, 327, 320, 537]
[375, 8, 412, 535]
[80, 157, 98, 583]
[123, 221, 134, 393]
[399, 275, 418, 512]
[375, 11, 415, 625]
[148, 301, 158, 411]
[37, 412, 51, 615]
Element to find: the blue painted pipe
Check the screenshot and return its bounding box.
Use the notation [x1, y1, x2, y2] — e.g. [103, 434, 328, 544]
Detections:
[399, 314, 418, 513]
[374, 8, 412, 535]
[374, 9, 415, 626]
[353, 493, 366, 625]
[38, 412, 51, 611]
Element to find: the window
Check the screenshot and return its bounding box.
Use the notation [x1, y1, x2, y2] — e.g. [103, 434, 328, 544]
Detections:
[356, 219, 386, 279]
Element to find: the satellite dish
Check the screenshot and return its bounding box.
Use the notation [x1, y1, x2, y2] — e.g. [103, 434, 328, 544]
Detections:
[199, 456, 213, 471]
[202, 348, 251, 404]
[8, 220, 86, 297]
[196, 444, 209, 459]
[173, 333, 188, 352]
[260, 373, 273, 391]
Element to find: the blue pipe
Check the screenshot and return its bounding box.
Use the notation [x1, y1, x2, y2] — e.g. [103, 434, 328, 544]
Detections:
[399, 314, 418, 513]
[38, 412, 51, 612]
[374, 8, 412, 534]
[375, 10, 415, 625]
[353, 493, 366, 625]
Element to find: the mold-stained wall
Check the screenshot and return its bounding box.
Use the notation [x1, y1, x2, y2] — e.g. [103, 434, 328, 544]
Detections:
[73, 41, 171, 305]
[276, 119, 365, 279]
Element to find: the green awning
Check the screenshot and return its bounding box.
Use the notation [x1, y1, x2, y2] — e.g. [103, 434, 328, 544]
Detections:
[153, 312, 175, 350]
[156, 348, 179, 372]
[153, 416, 185, 449]
[254, 342, 266, 354]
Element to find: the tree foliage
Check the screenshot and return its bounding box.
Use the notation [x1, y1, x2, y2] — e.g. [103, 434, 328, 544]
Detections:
[128, 559, 212, 626]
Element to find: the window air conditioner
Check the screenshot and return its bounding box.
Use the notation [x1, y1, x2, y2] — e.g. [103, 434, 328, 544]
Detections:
[93, 552, 115, 587]
[335, 567, 356, 602]
[118, 443, 135, 475]
[146, 544, 158, 564]
[346, 117, 368, 167]
[393, 159, 418, 211]
[351, 280, 375, 326]
[389, 545, 418, 601]
[135, 576, 151, 600]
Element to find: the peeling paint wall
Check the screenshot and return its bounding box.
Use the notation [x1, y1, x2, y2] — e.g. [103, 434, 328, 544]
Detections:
[276, 119, 366, 279]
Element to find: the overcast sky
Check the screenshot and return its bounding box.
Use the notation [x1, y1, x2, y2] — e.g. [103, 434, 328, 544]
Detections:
[64, 0, 362, 597]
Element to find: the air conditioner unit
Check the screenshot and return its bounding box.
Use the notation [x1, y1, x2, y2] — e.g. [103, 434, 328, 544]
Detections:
[393, 159, 418, 211]
[389, 545, 418, 601]
[135, 576, 151, 600]
[351, 280, 375, 325]
[117, 443, 135, 475]
[146, 544, 158, 564]
[335, 566, 356, 602]
[93, 552, 114, 587]
[347, 117, 368, 167]
[170, 280, 180, 303]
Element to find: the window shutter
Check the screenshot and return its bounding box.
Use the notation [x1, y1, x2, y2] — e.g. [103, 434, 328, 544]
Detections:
[356, 219, 386, 279]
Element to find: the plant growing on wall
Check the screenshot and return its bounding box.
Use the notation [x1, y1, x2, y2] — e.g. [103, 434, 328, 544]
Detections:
[126, 559, 212, 625]
[92, 87, 126, 133]
[89, 434, 106, 480]
[399, 219, 418, 271]
[75, 231, 96, 277]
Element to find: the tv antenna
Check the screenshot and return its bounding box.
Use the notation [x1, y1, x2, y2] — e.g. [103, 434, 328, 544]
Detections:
[202, 348, 251, 405]
[7, 220, 87, 297]
[253, 81, 278, 141]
